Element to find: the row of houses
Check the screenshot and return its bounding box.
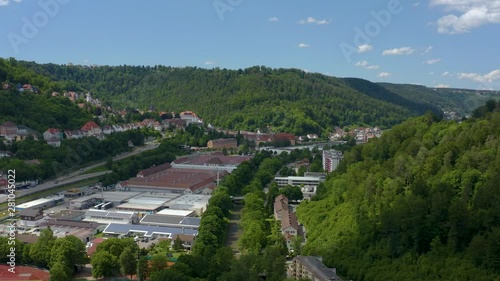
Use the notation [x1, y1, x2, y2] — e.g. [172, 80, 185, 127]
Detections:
[2, 83, 40, 93]
[274, 194, 304, 251]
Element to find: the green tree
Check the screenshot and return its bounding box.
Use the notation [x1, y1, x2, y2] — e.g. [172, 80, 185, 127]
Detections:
[91, 251, 119, 279]
[49, 262, 72, 281]
[119, 246, 137, 280]
[29, 227, 56, 268]
[150, 269, 190, 281]
[150, 254, 169, 274]
[137, 256, 150, 281]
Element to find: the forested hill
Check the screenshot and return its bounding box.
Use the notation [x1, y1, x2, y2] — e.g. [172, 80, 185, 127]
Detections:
[379, 82, 500, 116]
[4, 58, 442, 134]
[297, 105, 500, 281]
[0, 59, 92, 132]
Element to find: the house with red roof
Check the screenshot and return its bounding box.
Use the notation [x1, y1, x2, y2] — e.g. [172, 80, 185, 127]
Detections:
[81, 121, 102, 137]
[272, 133, 296, 145]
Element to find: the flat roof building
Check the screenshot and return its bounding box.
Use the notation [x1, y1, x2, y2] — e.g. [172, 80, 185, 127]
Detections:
[171, 153, 252, 173]
[139, 214, 201, 229]
[164, 194, 211, 216]
[156, 209, 196, 217]
[16, 196, 64, 211]
[102, 223, 198, 239]
[84, 210, 138, 225]
[117, 168, 226, 195]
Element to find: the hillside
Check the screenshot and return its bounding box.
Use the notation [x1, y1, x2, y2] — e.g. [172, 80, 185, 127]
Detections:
[7, 59, 442, 134]
[0, 58, 93, 133]
[297, 107, 500, 280]
[379, 83, 500, 116]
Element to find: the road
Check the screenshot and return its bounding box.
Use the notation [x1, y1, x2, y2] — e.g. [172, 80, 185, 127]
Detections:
[0, 142, 159, 203]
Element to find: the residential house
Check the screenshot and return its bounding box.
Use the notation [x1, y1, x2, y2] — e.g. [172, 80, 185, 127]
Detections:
[102, 126, 115, 135]
[0, 121, 18, 140]
[179, 111, 202, 125]
[207, 138, 238, 150]
[274, 194, 289, 221]
[0, 151, 14, 158]
[64, 130, 84, 139]
[322, 150, 343, 173]
[81, 121, 102, 137]
[18, 208, 45, 227]
[17, 125, 39, 141]
[273, 133, 296, 145]
[162, 118, 187, 129]
[43, 128, 62, 148]
[288, 255, 343, 281]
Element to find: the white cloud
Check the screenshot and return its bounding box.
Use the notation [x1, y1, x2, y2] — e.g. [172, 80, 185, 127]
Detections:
[297, 43, 310, 48]
[357, 44, 373, 53]
[379, 72, 392, 77]
[382, 47, 415, 55]
[458, 69, 500, 83]
[297, 17, 331, 25]
[442, 71, 450, 76]
[204, 60, 216, 65]
[269, 17, 279, 22]
[435, 84, 450, 88]
[413, 2, 420, 7]
[424, 46, 433, 54]
[355, 60, 379, 70]
[423, 58, 441, 64]
[430, 0, 500, 34]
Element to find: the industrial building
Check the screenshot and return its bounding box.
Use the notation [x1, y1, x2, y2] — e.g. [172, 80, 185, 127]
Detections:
[16, 196, 64, 211]
[116, 168, 225, 195]
[139, 214, 201, 229]
[164, 194, 211, 215]
[69, 191, 142, 210]
[83, 210, 139, 225]
[171, 152, 252, 173]
[102, 223, 197, 239]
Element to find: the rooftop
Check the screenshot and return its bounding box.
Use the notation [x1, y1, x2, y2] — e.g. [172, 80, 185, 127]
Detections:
[119, 168, 224, 192]
[102, 223, 198, 238]
[156, 209, 196, 217]
[172, 153, 252, 166]
[294, 255, 342, 281]
[140, 214, 201, 227]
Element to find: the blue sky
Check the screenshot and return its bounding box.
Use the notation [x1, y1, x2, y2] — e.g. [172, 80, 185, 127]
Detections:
[1, 0, 499, 90]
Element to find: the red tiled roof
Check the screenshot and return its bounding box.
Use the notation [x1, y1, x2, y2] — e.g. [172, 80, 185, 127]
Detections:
[273, 133, 296, 141]
[45, 128, 60, 134]
[81, 121, 100, 131]
[137, 163, 172, 177]
[86, 237, 105, 256]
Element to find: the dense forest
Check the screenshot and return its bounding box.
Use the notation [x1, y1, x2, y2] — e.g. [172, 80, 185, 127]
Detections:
[296, 103, 500, 281]
[379, 83, 500, 116]
[1, 58, 444, 135]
